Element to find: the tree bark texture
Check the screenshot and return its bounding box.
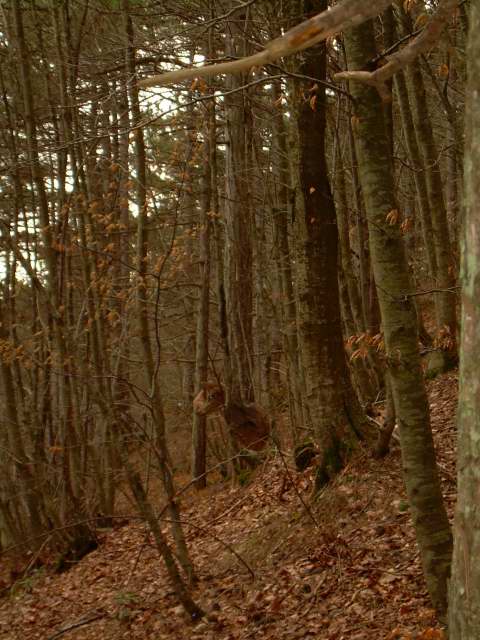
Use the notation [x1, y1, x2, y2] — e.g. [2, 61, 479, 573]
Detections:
[448, 1, 480, 634]
[399, 8, 458, 363]
[294, 0, 364, 488]
[344, 19, 452, 617]
[191, 90, 213, 489]
[223, 4, 254, 405]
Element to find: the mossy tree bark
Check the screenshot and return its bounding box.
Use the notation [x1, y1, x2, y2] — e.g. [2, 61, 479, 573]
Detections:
[449, 3, 480, 635]
[343, 20, 452, 617]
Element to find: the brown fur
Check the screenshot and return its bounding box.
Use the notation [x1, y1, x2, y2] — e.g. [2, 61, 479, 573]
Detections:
[192, 384, 225, 416]
[223, 401, 270, 451]
[192, 384, 270, 451]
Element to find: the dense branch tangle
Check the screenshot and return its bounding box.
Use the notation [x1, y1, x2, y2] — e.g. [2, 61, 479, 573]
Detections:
[138, 0, 394, 87]
[139, 0, 459, 92]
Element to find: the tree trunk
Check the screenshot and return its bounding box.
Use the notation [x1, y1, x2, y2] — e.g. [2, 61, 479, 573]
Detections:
[394, 68, 438, 283]
[399, 8, 458, 367]
[343, 19, 452, 617]
[448, 3, 480, 634]
[191, 85, 213, 489]
[223, 3, 255, 405]
[271, 79, 305, 439]
[293, 0, 365, 489]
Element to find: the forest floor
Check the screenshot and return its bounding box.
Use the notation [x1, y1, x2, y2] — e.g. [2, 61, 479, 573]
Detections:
[0, 372, 458, 640]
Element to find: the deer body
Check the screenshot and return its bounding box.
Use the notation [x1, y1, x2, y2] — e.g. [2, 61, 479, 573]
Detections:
[192, 384, 270, 451]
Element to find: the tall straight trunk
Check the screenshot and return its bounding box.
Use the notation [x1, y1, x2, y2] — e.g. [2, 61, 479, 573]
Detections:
[191, 90, 213, 489]
[271, 79, 305, 438]
[54, 3, 100, 521]
[251, 142, 271, 408]
[444, 20, 461, 245]
[381, 8, 395, 157]
[346, 95, 369, 332]
[180, 96, 198, 410]
[12, 1, 56, 288]
[343, 20, 452, 617]
[335, 147, 376, 405]
[448, 3, 480, 635]
[0, 65, 46, 542]
[223, 3, 254, 404]
[394, 68, 438, 282]
[105, 77, 132, 518]
[399, 9, 458, 365]
[293, 0, 364, 488]
[335, 151, 365, 335]
[0, 306, 44, 540]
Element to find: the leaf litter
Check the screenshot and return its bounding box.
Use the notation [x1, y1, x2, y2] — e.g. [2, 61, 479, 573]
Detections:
[0, 373, 457, 640]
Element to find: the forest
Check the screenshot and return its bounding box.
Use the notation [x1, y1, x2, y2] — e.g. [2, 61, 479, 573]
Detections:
[0, 0, 478, 638]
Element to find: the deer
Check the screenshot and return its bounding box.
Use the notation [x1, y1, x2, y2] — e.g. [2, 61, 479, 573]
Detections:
[192, 383, 270, 452]
[193, 383, 225, 417]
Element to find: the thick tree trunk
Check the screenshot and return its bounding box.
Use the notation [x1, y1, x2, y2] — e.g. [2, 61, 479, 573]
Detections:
[294, 0, 364, 489]
[448, 3, 480, 635]
[223, 4, 254, 405]
[344, 19, 452, 617]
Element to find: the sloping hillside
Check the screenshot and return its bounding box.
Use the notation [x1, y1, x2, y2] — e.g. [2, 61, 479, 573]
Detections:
[0, 373, 457, 640]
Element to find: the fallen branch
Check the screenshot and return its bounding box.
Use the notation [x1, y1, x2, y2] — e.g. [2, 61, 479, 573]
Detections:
[138, 0, 393, 87]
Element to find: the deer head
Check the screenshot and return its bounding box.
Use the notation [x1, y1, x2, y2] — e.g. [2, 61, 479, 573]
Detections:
[193, 383, 225, 416]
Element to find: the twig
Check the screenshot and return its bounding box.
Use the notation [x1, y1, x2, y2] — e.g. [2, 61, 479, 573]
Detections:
[274, 442, 320, 529]
[47, 612, 105, 640]
[400, 286, 460, 299]
[169, 517, 255, 580]
[124, 527, 151, 586]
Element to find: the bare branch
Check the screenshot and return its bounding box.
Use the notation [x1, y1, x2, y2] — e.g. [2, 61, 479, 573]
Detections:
[47, 613, 105, 640]
[138, 0, 394, 88]
[334, 0, 459, 99]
